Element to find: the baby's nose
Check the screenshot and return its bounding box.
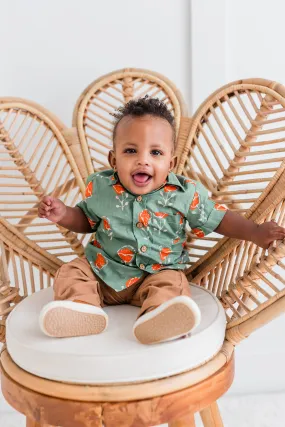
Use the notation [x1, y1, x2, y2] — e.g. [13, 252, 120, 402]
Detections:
[137, 153, 150, 165]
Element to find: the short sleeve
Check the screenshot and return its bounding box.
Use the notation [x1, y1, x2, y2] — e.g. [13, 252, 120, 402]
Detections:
[76, 174, 100, 231]
[186, 181, 228, 238]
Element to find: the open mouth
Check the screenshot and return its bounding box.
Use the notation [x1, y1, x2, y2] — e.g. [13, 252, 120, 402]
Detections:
[132, 173, 152, 186]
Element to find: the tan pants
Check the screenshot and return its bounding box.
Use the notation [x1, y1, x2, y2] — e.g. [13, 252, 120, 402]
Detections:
[53, 257, 191, 318]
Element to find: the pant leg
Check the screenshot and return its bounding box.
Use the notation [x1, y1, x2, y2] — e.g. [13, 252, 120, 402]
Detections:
[129, 269, 191, 318]
[53, 257, 147, 307]
[53, 257, 104, 307]
[101, 274, 147, 306]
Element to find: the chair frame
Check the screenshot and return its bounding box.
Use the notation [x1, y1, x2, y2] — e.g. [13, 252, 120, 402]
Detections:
[1, 68, 285, 426]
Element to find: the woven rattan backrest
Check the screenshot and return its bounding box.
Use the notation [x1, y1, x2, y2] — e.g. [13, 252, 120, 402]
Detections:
[0, 99, 94, 337]
[0, 98, 89, 265]
[177, 79, 285, 327]
[177, 79, 285, 270]
[72, 68, 188, 179]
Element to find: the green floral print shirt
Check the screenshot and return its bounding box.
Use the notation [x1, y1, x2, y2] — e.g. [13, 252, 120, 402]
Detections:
[76, 169, 227, 291]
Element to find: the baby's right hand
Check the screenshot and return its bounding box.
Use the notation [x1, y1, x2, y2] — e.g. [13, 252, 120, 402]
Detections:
[38, 196, 67, 223]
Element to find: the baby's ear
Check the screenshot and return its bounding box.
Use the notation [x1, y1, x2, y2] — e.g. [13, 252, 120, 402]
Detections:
[108, 150, 116, 169]
[170, 155, 178, 171]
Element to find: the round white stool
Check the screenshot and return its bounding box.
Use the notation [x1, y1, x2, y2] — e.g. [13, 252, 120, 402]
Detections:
[1, 284, 234, 426]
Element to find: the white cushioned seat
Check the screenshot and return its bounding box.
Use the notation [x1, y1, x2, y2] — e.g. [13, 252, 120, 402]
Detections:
[6, 284, 226, 384]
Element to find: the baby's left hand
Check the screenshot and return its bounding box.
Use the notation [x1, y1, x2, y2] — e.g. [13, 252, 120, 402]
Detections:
[252, 221, 285, 249]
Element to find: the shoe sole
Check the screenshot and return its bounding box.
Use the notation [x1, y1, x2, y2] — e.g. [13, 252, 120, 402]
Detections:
[40, 302, 108, 338]
[133, 298, 200, 345]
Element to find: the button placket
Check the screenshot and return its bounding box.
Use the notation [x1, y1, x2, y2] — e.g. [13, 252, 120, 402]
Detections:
[133, 195, 149, 270]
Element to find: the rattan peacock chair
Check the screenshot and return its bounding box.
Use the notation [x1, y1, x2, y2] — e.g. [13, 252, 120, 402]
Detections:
[0, 68, 285, 427]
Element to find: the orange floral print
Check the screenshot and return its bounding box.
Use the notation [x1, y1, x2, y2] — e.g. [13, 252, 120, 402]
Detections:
[152, 264, 163, 271]
[185, 179, 196, 185]
[126, 277, 140, 288]
[94, 253, 107, 270]
[176, 211, 184, 224]
[160, 247, 172, 261]
[173, 237, 180, 244]
[87, 217, 97, 228]
[164, 185, 177, 193]
[192, 228, 205, 238]
[182, 240, 187, 248]
[117, 246, 135, 263]
[85, 181, 93, 198]
[190, 192, 200, 210]
[139, 209, 151, 227]
[214, 203, 227, 211]
[113, 184, 125, 195]
[103, 217, 111, 230]
[154, 212, 169, 218]
[93, 239, 102, 248]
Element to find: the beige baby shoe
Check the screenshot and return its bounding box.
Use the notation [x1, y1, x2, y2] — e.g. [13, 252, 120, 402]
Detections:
[39, 300, 108, 338]
[133, 295, 201, 345]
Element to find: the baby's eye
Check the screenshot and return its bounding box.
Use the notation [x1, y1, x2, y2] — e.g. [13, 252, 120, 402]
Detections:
[124, 148, 136, 154]
[151, 149, 163, 156]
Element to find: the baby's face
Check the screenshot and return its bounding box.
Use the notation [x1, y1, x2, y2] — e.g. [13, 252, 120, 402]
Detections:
[108, 115, 176, 195]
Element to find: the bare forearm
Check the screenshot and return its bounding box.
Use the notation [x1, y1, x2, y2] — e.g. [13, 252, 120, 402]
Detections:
[57, 206, 93, 233]
[215, 210, 258, 242]
[215, 210, 285, 249]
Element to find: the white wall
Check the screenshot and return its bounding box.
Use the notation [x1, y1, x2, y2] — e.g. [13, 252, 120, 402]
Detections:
[0, 0, 285, 396]
[227, 0, 285, 85]
[0, 0, 190, 126]
[189, 0, 227, 112]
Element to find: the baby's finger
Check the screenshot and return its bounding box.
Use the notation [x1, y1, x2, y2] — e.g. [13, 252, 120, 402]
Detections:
[42, 196, 53, 206]
[275, 226, 285, 234]
[270, 224, 285, 234]
[38, 212, 47, 218]
[39, 203, 50, 213]
[272, 232, 285, 241]
[38, 206, 50, 216]
[43, 204, 52, 212]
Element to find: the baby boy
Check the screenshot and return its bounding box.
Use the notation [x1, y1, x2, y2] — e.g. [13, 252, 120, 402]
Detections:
[38, 97, 285, 345]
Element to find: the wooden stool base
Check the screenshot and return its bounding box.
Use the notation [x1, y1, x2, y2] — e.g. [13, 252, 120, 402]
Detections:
[26, 419, 54, 427]
[1, 349, 234, 427]
[168, 413, 196, 426]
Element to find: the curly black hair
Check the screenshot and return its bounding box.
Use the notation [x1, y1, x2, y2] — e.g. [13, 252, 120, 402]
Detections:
[112, 95, 176, 144]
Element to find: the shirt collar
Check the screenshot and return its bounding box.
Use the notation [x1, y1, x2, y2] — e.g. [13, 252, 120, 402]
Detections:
[167, 171, 186, 191]
[107, 170, 185, 192]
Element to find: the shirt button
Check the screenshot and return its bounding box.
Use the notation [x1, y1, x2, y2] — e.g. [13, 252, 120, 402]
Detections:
[136, 222, 143, 228]
[136, 196, 142, 202]
[140, 263, 145, 269]
[141, 245, 147, 252]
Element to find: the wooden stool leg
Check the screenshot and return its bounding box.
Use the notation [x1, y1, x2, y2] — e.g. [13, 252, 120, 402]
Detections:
[168, 413, 196, 427]
[200, 402, 224, 427]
